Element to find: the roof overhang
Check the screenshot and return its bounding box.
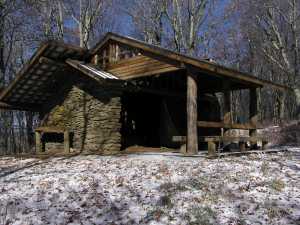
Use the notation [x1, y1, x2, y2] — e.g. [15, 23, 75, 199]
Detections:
[0, 32, 291, 112]
[0, 41, 89, 110]
[92, 33, 290, 91]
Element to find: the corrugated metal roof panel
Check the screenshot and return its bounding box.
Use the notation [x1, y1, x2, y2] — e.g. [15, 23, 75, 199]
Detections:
[80, 63, 119, 80]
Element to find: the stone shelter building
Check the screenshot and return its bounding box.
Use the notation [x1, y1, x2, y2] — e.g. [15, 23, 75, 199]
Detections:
[0, 33, 288, 155]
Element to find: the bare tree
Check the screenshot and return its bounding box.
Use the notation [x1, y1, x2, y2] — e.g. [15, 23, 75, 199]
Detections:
[164, 0, 213, 55]
[249, 0, 300, 118]
[63, 0, 111, 48]
[125, 0, 165, 45]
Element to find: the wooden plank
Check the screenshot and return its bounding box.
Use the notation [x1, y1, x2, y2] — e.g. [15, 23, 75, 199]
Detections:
[197, 121, 262, 129]
[107, 55, 169, 70]
[0, 101, 41, 111]
[109, 62, 171, 76]
[107, 55, 149, 69]
[120, 66, 180, 80]
[108, 58, 167, 74]
[35, 126, 66, 133]
[107, 55, 180, 80]
[186, 71, 198, 155]
[173, 136, 268, 143]
[202, 136, 267, 142]
[39, 56, 67, 68]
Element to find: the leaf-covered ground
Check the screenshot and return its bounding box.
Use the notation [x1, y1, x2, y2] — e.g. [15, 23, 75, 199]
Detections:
[0, 149, 299, 225]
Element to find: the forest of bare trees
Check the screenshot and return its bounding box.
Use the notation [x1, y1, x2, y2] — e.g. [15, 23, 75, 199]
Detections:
[0, 0, 299, 154]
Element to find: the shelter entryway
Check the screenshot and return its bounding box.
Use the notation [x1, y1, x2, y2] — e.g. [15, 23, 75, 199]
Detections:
[120, 91, 222, 150]
[120, 92, 163, 149]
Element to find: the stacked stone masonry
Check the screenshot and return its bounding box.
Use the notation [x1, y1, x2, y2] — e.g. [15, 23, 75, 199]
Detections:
[42, 84, 122, 153]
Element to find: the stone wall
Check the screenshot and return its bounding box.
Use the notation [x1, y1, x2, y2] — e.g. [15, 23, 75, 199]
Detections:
[41, 82, 122, 153]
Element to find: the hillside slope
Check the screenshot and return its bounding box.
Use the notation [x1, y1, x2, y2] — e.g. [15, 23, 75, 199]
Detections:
[0, 150, 299, 225]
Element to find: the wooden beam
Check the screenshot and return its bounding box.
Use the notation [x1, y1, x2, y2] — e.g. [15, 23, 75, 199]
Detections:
[0, 101, 41, 111]
[39, 56, 67, 68]
[186, 70, 198, 155]
[173, 136, 268, 143]
[197, 121, 262, 129]
[125, 86, 185, 98]
[35, 126, 67, 133]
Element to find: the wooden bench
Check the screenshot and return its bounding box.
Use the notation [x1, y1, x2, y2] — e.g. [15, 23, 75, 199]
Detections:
[173, 136, 268, 156]
[35, 126, 71, 154]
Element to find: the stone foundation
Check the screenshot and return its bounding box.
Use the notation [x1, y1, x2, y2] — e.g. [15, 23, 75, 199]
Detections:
[41, 84, 122, 153]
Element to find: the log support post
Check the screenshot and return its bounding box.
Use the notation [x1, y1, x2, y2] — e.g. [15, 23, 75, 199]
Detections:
[223, 82, 232, 152]
[223, 82, 232, 137]
[249, 88, 259, 149]
[35, 131, 43, 154]
[262, 141, 268, 150]
[64, 131, 70, 153]
[186, 69, 198, 155]
[208, 141, 217, 157]
[239, 142, 246, 152]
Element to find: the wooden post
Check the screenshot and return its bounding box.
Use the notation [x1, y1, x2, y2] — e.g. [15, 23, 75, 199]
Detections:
[180, 144, 187, 154]
[64, 131, 70, 153]
[262, 141, 268, 150]
[208, 141, 217, 157]
[249, 88, 258, 149]
[223, 83, 232, 151]
[35, 131, 42, 154]
[239, 142, 246, 152]
[109, 43, 114, 63]
[223, 83, 232, 132]
[115, 44, 120, 61]
[103, 49, 107, 68]
[186, 70, 198, 155]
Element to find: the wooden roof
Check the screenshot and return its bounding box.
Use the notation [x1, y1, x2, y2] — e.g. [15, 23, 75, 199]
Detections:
[0, 41, 88, 109]
[0, 33, 290, 111]
[92, 33, 289, 91]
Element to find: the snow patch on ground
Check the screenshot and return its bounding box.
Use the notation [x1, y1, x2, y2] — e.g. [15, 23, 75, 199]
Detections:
[0, 149, 299, 225]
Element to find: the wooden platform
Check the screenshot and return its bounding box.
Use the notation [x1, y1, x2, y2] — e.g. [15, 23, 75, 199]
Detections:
[173, 135, 268, 156]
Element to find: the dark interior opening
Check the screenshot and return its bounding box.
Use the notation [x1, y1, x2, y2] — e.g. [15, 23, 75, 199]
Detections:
[120, 92, 162, 149]
[120, 90, 222, 150]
